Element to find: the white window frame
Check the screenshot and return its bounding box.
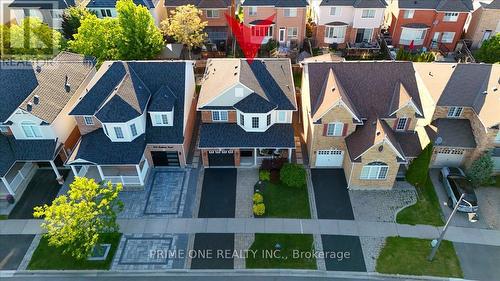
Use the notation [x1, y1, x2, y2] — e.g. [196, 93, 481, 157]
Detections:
[100, 9, 111, 17]
[212, 110, 228, 122]
[287, 27, 298, 39]
[361, 9, 375, 19]
[403, 9, 414, 19]
[152, 113, 169, 126]
[248, 6, 257, 16]
[239, 113, 245, 126]
[441, 32, 455, 43]
[252, 25, 273, 37]
[267, 114, 272, 126]
[83, 116, 94, 125]
[447, 106, 463, 118]
[252, 117, 259, 128]
[130, 123, 137, 137]
[396, 118, 408, 131]
[284, 8, 297, 17]
[114, 127, 124, 139]
[326, 122, 344, 136]
[325, 25, 346, 39]
[21, 122, 42, 138]
[330, 7, 341, 16]
[400, 27, 427, 45]
[360, 162, 389, 180]
[206, 9, 219, 18]
[443, 12, 459, 22]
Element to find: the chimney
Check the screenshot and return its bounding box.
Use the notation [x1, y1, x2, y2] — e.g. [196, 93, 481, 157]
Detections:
[36, 65, 42, 73]
[64, 75, 71, 92]
[33, 95, 40, 104]
[27, 102, 33, 112]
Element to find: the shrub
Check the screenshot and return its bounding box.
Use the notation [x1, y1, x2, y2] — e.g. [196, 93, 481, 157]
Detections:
[259, 170, 270, 181]
[396, 49, 435, 62]
[253, 193, 263, 204]
[253, 203, 265, 216]
[266, 39, 278, 52]
[406, 144, 433, 187]
[280, 163, 306, 188]
[466, 152, 494, 186]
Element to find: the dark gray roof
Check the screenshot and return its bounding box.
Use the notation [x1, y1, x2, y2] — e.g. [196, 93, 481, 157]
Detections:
[87, 0, 154, 9]
[249, 19, 275, 25]
[242, 0, 308, 7]
[320, 0, 387, 7]
[9, 0, 75, 8]
[395, 132, 424, 158]
[398, 0, 472, 12]
[148, 85, 177, 112]
[145, 114, 184, 144]
[164, 0, 230, 7]
[198, 123, 295, 148]
[432, 118, 477, 148]
[0, 135, 58, 176]
[325, 21, 349, 26]
[0, 62, 38, 122]
[233, 93, 277, 113]
[485, 0, 500, 9]
[402, 23, 430, 28]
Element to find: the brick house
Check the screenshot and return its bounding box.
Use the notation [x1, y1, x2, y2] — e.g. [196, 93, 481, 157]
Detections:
[86, 0, 159, 24]
[66, 61, 197, 187]
[241, 0, 308, 47]
[311, 0, 387, 48]
[301, 61, 426, 189]
[465, 0, 500, 49]
[388, 0, 473, 51]
[197, 58, 297, 167]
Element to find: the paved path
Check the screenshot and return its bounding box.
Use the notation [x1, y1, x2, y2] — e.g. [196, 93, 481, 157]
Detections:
[1, 218, 499, 246]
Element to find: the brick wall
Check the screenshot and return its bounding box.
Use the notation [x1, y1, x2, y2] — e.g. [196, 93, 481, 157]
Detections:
[383, 105, 419, 131]
[200, 110, 236, 123]
[165, 7, 230, 27]
[74, 116, 102, 135]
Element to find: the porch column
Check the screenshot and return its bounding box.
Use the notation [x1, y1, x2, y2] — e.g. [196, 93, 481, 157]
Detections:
[70, 165, 77, 177]
[1, 177, 15, 196]
[136, 165, 144, 186]
[254, 148, 257, 166]
[50, 160, 63, 184]
[288, 148, 292, 162]
[97, 165, 105, 182]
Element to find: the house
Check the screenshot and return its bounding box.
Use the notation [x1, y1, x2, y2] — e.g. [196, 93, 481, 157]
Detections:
[311, 0, 387, 48]
[66, 60, 196, 187]
[388, 0, 473, 51]
[8, 0, 75, 30]
[164, 0, 232, 49]
[0, 52, 96, 201]
[86, 0, 159, 25]
[197, 58, 297, 167]
[241, 0, 308, 47]
[465, 0, 500, 49]
[413, 63, 500, 171]
[301, 61, 427, 189]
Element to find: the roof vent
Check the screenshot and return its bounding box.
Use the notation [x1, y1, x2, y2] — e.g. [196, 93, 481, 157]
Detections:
[332, 87, 336, 92]
[428, 71, 433, 77]
[35, 65, 42, 73]
[27, 102, 33, 112]
[482, 90, 488, 95]
[234, 72, 237, 76]
[378, 145, 384, 152]
[33, 95, 40, 104]
[493, 87, 498, 92]
[451, 65, 456, 68]
[234, 65, 238, 69]
[64, 75, 71, 92]
[376, 131, 381, 136]
[435, 136, 443, 145]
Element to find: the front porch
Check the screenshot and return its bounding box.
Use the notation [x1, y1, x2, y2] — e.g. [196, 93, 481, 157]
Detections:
[240, 148, 293, 167]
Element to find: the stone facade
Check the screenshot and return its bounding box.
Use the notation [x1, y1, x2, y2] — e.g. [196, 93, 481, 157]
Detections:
[465, 6, 500, 49]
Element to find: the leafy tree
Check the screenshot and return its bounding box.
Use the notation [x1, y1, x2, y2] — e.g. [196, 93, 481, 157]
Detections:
[62, 7, 93, 40]
[280, 163, 306, 188]
[70, 14, 119, 61]
[405, 144, 433, 187]
[161, 4, 207, 58]
[0, 24, 10, 57]
[33, 177, 123, 260]
[475, 34, 500, 63]
[466, 152, 494, 186]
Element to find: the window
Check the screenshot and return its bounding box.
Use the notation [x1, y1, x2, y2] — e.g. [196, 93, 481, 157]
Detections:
[284, 8, 297, 17]
[267, 114, 271, 126]
[400, 28, 427, 44]
[360, 162, 389, 180]
[114, 127, 124, 139]
[278, 111, 286, 122]
[83, 116, 94, 125]
[447, 107, 463, 117]
[130, 124, 137, 137]
[212, 110, 228, 122]
[396, 118, 408, 131]
[330, 7, 341, 16]
[153, 113, 169, 125]
[252, 117, 259, 128]
[443, 12, 458, 22]
[100, 9, 111, 17]
[326, 122, 343, 136]
[495, 131, 500, 143]
[206, 9, 219, 18]
[403, 9, 414, 19]
[251, 25, 273, 37]
[240, 113, 245, 126]
[361, 9, 375, 18]
[325, 26, 346, 39]
[441, 32, 455, 43]
[21, 122, 42, 138]
[0, 125, 8, 133]
[287, 27, 298, 38]
[249, 6, 257, 16]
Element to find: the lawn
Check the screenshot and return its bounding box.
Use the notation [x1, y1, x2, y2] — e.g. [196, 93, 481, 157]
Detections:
[293, 71, 302, 89]
[0, 215, 7, 220]
[28, 232, 122, 270]
[261, 181, 311, 219]
[376, 237, 463, 278]
[246, 234, 317, 269]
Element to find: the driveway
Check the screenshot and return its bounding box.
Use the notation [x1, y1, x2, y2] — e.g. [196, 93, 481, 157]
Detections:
[311, 169, 354, 220]
[190, 233, 234, 269]
[454, 242, 500, 281]
[0, 234, 34, 270]
[321, 235, 366, 272]
[198, 168, 236, 218]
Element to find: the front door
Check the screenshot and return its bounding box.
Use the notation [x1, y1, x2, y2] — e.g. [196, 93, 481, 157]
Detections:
[151, 151, 180, 167]
[279, 28, 286, 43]
[355, 28, 372, 43]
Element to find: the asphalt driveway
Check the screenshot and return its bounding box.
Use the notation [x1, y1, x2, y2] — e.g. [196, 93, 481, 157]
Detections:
[198, 168, 237, 218]
[321, 235, 366, 272]
[454, 242, 500, 281]
[190, 233, 234, 269]
[311, 169, 354, 220]
[0, 234, 34, 270]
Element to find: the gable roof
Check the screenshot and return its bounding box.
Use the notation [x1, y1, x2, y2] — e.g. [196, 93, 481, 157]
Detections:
[388, 81, 421, 116]
[242, 0, 308, 7]
[431, 118, 477, 148]
[320, 0, 387, 8]
[87, 0, 154, 9]
[397, 0, 472, 12]
[0, 52, 95, 123]
[164, 0, 230, 8]
[485, 0, 500, 9]
[234, 92, 277, 113]
[9, 0, 75, 9]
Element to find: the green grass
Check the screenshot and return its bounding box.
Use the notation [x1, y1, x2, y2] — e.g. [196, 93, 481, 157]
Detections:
[28, 232, 122, 270]
[293, 71, 302, 89]
[0, 215, 7, 220]
[246, 234, 317, 269]
[262, 181, 311, 219]
[376, 237, 463, 278]
[396, 177, 444, 226]
[492, 176, 500, 187]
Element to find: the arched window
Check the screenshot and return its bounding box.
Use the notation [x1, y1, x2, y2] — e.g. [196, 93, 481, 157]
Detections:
[360, 162, 389, 180]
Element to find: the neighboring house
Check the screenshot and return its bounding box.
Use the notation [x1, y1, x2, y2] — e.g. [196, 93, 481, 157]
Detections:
[164, 0, 232, 48]
[197, 58, 297, 167]
[0, 52, 96, 200]
[8, 0, 75, 30]
[66, 60, 196, 187]
[465, 0, 500, 48]
[301, 61, 426, 189]
[86, 0, 159, 25]
[388, 0, 473, 51]
[413, 63, 500, 171]
[241, 0, 308, 47]
[311, 0, 387, 48]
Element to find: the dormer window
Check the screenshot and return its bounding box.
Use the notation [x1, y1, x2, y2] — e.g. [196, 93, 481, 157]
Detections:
[240, 113, 245, 126]
[150, 112, 173, 127]
[396, 118, 408, 131]
[267, 114, 271, 126]
[130, 123, 138, 137]
[212, 110, 228, 122]
[114, 127, 124, 139]
[84, 116, 94, 125]
[21, 122, 42, 138]
[252, 117, 259, 128]
[326, 122, 344, 136]
[447, 107, 463, 118]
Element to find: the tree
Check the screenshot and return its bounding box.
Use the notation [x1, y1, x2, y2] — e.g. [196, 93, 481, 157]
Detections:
[33, 177, 123, 260]
[280, 163, 306, 188]
[475, 34, 500, 64]
[70, 14, 119, 61]
[161, 4, 207, 58]
[62, 6, 93, 40]
[466, 152, 494, 186]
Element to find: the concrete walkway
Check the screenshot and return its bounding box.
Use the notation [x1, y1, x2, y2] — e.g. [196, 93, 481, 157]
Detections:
[1, 218, 499, 246]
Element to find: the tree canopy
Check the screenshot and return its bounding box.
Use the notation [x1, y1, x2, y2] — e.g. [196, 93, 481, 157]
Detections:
[62, 6, 94, 40]
[161, 5, 207, 50]
[475, 34, 500, 64]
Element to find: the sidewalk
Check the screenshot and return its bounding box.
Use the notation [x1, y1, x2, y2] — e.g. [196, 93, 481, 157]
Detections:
[1, 218, 499, 246]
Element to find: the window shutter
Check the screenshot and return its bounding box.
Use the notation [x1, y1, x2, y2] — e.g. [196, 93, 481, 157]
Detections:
[393, 118, 398, 130]
[323, 124, 328, 136]
[342, 123, 348, 136]
[405, 118, 411, 130]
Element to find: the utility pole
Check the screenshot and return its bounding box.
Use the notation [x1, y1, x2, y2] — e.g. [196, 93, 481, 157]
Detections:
[428, 193, 465, 261]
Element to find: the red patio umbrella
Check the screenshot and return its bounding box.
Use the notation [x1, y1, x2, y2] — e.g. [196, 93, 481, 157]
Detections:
[409, 40, 415, 50]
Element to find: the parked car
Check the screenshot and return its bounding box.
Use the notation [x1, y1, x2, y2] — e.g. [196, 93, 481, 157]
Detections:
[439, 167, 479, 213]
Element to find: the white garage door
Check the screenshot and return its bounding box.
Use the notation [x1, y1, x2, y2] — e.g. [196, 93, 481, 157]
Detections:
[434, 148, 465, 167]
[493, 157, 500, 173]
[316, 150, 344, 167]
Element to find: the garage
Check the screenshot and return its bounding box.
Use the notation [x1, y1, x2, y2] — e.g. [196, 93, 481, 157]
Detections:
[151, 151, 180, 167]
[208, 150, 235, 166]
[434, 148, 465, 167]
[315, 149, 344, 167]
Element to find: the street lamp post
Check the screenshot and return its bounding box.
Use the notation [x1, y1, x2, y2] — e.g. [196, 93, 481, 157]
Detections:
[428, 193, 465, 261]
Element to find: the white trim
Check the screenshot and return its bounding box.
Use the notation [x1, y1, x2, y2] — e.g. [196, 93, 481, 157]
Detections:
[390, 99, 423, 117]
[354, 138, 404, 161]
[314, 101, 361, 123]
